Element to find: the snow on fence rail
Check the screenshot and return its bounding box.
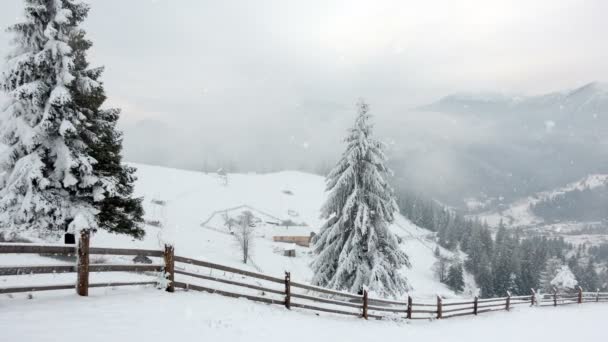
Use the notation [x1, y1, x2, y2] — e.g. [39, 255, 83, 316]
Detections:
[1, 237, 607, 321]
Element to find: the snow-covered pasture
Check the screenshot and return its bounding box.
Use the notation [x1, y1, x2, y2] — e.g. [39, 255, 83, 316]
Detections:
[0, 287, 604, 342]
[63, 163, 462, 298]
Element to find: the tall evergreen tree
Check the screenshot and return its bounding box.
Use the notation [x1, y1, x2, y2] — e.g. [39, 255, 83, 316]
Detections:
[492, 226, 519, 296]
[0, 0, 143, 239]
[70, 21, 144, 237]
[446, 263, 465, 293]
[575, 259, 599, 291]
[311, 100, 410, 297]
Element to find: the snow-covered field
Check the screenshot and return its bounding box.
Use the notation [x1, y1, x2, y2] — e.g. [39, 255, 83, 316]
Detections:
[1, 163, 463, 300]
[0, 287, 604, 342]
[0, 166, 603, 341]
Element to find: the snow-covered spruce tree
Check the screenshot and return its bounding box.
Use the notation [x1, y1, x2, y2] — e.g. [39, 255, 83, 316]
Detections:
[70, 22, 144, 237]
[311, 100, 410, 298]
[446, 263, 465, 293]
[0, 0, 144, 239]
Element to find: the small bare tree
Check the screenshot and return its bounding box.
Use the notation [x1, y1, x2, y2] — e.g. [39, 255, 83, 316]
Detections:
[217, 168, 228, 186]
[432, 254, 451, 283]
[235, 211, 255, 264]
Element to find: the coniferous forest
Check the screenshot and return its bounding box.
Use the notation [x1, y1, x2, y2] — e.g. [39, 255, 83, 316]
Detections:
[396, 190, 608, 296]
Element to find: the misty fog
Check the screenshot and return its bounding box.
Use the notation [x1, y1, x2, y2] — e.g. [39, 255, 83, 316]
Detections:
[1, 0, 607, 209]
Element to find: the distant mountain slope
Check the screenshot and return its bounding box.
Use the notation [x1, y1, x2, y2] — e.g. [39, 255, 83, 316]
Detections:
[423, 82, 608, 117]
[475, 174, 608, 228]
[403, 82, 608, 209]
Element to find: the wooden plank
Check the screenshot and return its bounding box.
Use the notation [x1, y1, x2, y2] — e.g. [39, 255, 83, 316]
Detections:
[0, 281, 157, 294]
[0, 284, 74, 294]
[477, 296, 509, 303]
[88, 264, 163, 273]
[367, 304, 408, 313]
[510, 295, 532, 300]
[509, 301, 532, 306]
[290, 293, 362, 309]
[89, 247, 163, 257]
[282, 278, 403, 306]
[88, 281, 157, 288]
[411, 302, 437, 307]
[442, 307, 473, 314]
[0, 265, 76, 276]
[0, 264, 162, 276]
[0, 244, 75, 255]
[174, 256, 284, 284]
[289, 280, 362, 301]
[175, 270, 284, 295]
[0, 243, 166, 257]
[442, 300, 475, 307]
[366, 296, 408, 306]
[174, 282, 283, 305]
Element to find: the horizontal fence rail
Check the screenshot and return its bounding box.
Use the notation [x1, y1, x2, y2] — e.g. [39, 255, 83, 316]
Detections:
[1, 240, 607, 322]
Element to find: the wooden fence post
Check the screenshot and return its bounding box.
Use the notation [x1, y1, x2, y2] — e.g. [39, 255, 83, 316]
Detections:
[596, 288, 600, 303]
[76, 230, 90, 297]
[473, 296, 478, 315]
[553, 287, 558, 307]
[284, 271, 291, 309]
[163, 244, 175, 293]
[577, 286, 583, 304]
[406, 295, 413, 319]
[530, 288, 536, 306]
[436, 295, 442, 319]
[362, 289, 368, 320]
[506, 291, 511, 311]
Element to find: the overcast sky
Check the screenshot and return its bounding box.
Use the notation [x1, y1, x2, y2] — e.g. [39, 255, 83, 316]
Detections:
[1, 0, 607, 172]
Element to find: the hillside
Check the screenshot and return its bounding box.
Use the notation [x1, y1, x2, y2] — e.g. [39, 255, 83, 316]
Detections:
[2, 163, 465, 299]
[475, 174, 608, 228]
[405, 82, 608, 209]
[473, 174, 608, 246]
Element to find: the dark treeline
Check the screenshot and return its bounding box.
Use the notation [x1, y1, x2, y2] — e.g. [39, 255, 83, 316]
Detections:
[396, 190, 607, 297]
[589, 243, 608, 263]
[530, 186, 608, 222]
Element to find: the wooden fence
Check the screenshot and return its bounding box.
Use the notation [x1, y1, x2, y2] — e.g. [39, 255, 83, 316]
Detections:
[1, 235, 607, 321]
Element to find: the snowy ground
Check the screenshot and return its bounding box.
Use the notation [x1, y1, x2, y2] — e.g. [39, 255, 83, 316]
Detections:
[0, 287, 604, 342]
[2, 163, 462, 298]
